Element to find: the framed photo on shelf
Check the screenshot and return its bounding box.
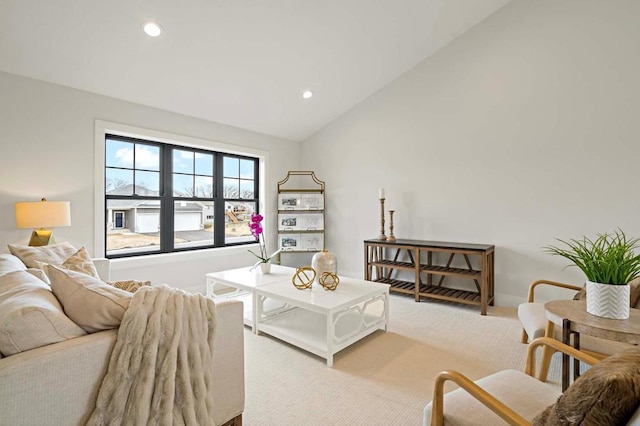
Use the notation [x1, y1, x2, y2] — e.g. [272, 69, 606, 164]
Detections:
[278, 213, 301, 231]
[279, 234, 301, 251]
[301, 233, 324, 251]
[301, 213, 324, 231]
[278, 193, 300, 210]
[300, 193, 324, 210]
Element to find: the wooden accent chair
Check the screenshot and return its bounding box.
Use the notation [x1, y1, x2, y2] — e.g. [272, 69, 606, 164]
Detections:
[424, 337, 640, 425]
[517, 279, 632, 381]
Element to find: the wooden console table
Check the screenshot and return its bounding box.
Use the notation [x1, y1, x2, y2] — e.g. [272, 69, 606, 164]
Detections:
[364, 239, 495, 315]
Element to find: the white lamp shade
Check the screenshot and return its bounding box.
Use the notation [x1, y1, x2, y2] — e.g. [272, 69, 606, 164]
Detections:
[15, 200, 71, 229]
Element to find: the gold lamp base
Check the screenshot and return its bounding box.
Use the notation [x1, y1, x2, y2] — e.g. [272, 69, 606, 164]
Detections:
[28, 229, 55, 246]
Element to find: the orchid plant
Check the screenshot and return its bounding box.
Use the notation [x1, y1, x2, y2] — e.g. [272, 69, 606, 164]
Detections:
[248, 213, 280, 269]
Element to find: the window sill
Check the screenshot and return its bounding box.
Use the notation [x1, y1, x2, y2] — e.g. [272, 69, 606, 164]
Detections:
[108, 243, 258, 271]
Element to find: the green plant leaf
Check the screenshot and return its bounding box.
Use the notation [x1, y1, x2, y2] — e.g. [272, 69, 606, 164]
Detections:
[544, 229, 640, 285]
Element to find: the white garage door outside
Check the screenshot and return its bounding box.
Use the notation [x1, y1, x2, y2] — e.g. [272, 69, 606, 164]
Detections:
[175, 212, 201, 232]
[137, 213, 160, 233]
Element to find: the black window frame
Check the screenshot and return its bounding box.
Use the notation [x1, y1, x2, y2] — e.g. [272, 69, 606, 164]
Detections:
[104, 134, 260, 259]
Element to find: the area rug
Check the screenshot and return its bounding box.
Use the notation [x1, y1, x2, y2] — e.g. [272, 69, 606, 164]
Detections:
[242, 294, 563, 425]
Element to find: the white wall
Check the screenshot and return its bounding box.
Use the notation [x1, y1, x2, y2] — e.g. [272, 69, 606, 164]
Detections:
[0, 71, 300, 293]
[301, 0, 640, 306]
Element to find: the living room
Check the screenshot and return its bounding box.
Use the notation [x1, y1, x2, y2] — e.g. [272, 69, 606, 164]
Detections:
[1, 0, 640, 424]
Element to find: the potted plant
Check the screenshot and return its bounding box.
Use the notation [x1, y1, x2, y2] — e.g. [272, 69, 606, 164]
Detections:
[545, 229, 640, 319]
[248, 213, 280, 274]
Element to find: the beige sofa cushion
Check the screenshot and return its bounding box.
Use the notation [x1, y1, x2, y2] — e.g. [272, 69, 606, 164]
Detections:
[34, 246, 100, 280]
[8, 242, 77, 268]
[47, 265, 132, 333]
[0, 270, 86, 356]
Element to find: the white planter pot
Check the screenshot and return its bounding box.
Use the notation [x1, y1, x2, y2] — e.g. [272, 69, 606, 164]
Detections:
[586, 281, 630, 319]
[259, 262, 271, 274]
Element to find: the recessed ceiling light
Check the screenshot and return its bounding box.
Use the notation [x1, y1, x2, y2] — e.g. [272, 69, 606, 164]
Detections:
[143, 21, 163, 37]
[302, 90, 314, 99]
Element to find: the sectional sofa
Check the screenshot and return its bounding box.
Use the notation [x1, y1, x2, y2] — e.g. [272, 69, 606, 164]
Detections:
[0, 246, 244, 425]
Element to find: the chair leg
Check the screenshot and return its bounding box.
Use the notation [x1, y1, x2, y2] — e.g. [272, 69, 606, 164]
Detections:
[537, 321, 556, 382]
[521, 329, 529, 344]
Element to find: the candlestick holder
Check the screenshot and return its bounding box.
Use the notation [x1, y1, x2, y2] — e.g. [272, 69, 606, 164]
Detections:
[388, 210, 396, 242]
[378, 198, 387, 240]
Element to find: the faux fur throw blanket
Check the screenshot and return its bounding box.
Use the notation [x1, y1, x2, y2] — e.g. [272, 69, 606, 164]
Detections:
[87, 285, 217, 425]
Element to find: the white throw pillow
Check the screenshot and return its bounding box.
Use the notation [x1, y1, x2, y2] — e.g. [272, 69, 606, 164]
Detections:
[0, 254, 27, 277]
[8, 242, 77, 268]
[0, 270, 86, 356]
[47, 265, 132, 333]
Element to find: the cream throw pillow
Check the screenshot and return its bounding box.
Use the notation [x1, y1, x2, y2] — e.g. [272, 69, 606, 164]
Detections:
[47, 265, 132, 333]
[0, 270, 86, 356]
[34, 247, 100, 279]
[25, 268, 50, 284]
[8, 242, 77, 268]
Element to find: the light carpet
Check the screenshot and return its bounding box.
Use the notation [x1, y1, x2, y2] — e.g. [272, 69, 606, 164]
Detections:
[242, 294, 564, 426]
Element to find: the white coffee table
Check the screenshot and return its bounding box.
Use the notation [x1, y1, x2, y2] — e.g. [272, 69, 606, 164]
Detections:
[206, 265, 292, 333]
[255, 276, 389, 367]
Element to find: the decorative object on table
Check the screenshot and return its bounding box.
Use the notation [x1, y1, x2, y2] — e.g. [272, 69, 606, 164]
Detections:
[388, 210, 396, 242]
[545, 229, 640, 319]
[319, 272, 340, 291]
[311, 249, 337, 285]
[292, 266, 315, 289]
[247, 213, 280, 274]
[15, 198, 71, 246]
[378, 188, 387, 240]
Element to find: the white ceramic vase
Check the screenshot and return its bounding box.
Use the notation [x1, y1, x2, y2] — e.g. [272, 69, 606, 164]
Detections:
[259, 262, 271, 274]
[586, 280, 630, 319]
[311, 249, 337, 285]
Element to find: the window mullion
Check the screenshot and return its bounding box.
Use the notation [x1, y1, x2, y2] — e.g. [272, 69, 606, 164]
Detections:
[214, 153, 225, 247]
[161, 146, 173, 253]
[254, 159, 260, 212]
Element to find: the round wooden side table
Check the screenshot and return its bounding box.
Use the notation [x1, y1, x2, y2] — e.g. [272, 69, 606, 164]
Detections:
[544, 299, 640, 390]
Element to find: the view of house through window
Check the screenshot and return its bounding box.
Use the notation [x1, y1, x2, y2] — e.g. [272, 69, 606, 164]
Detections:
[105, 135, 259, 257]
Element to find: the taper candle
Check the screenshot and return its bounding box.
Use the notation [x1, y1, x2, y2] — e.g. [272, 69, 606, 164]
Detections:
[379, 188, 385, 199]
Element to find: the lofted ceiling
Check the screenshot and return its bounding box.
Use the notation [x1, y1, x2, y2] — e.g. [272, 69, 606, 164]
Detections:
[0, 0, 511, 141]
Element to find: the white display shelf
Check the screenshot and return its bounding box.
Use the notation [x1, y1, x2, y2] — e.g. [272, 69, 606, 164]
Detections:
[277, 171, 325, 263]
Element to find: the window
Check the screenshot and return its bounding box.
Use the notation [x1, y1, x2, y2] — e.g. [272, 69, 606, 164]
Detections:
[105, 134, 259, 257]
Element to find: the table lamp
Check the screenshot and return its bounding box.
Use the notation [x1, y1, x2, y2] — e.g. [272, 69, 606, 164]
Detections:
[15, 198, 71, 246]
